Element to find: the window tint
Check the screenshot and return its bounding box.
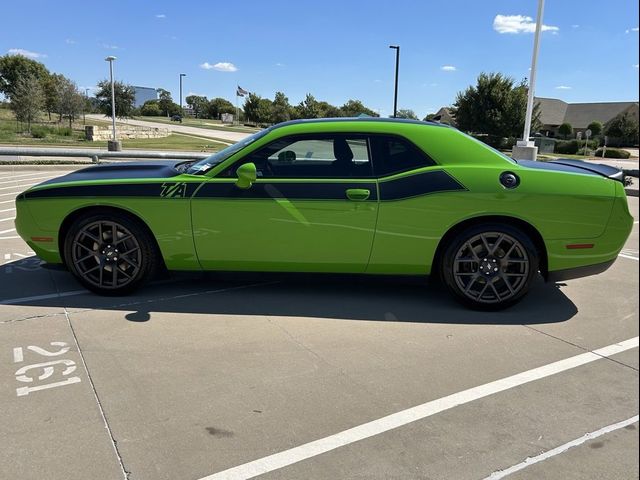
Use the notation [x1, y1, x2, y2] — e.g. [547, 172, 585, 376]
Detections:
[222, 135, 372, 178]
[370, 135, 436, 176]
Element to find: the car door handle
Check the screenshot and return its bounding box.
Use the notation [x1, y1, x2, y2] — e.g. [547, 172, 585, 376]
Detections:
[345, 188, 371, 201]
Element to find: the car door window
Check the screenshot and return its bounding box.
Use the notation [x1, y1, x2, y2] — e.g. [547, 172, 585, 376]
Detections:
[370, 135, 436, 177]
[222, 135, 373, 178]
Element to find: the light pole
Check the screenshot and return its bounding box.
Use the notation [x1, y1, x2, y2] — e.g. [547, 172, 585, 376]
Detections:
[389, 45, 400, 118]
[513, 0, 545, 160]
[105, 56, 117, 144]
[179, 73, 186, 116]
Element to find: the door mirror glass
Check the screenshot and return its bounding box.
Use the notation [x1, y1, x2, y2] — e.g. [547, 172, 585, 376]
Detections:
[235, 162, 257, 189]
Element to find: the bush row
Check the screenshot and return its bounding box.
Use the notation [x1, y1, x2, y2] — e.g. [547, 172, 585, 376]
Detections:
[593, 148, 631, 159]
[554, 139, 599, 155]
[30, 125, 73, 138]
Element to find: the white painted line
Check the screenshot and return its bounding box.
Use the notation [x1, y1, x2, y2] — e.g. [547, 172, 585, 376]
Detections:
[0, 228, 16, 234]
[619, 253, 639, 261]
[0, 173, 61, 185]
[483, 415, 639, 479]
[0, 236, 19, 240]
[0, 208, 16, 213]
[0, 180, 50, 191]
[0, 199, 17, 204]
[0, 191, 22, 197]
[0, 217, 16, 223]
[633, 221, 639, 225]
[199, 337, 639, 480]
[0, 289, 87, 305]
[0, 170, 59, 178]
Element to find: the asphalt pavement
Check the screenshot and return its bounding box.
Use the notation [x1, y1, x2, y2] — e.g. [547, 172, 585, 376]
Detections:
[0, 168, 638, 480]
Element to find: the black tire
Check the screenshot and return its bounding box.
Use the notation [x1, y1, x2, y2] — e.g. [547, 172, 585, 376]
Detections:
[440, 223, 539, 310]
[63, 211, 159, 295]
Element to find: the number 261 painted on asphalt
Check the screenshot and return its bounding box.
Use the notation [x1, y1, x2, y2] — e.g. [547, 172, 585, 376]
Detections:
[12, 342, 81, 397]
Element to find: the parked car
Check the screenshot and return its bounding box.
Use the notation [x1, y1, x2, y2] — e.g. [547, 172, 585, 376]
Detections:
[170, 114, 182, 122]
[15, 118, 633, 309]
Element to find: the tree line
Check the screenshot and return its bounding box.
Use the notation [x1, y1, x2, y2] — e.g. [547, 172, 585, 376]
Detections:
[0, 54, 89, 130]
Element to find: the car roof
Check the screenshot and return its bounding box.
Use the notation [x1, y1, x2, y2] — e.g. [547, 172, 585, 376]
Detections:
[270, 117, 451, 131]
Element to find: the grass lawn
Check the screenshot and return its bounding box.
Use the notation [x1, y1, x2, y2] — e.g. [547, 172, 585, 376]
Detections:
[0, 108, 225, 152]
[133, 116, 261, 134]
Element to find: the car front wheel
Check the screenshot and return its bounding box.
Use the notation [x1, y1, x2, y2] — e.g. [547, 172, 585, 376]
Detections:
[441, 223, 539, 310]
[64, 212, 158, 295]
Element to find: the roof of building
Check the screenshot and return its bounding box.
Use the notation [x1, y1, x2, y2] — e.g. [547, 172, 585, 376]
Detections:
[535, 97, 638, 128]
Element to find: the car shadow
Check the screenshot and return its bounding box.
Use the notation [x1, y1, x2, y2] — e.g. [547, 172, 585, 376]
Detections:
[0, 257, 578, 325]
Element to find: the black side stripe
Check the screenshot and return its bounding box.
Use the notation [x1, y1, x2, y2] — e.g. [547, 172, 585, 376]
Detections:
[195, 182, 379, 201]
[378, 170, 466, 200]
[23, 183, 200, 199]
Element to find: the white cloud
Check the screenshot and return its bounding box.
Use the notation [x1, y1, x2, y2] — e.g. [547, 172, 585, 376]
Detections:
[625, 27, 639, 33]
[493, 14, 559, 34]
[571, 24, 580, 28]
[634, 64, 639, 69]
[441, 65, 456, 71]
[100, 43, 119, 50]
[156, 14, 166, 18]
[65, 39, 76, 44]
[200, 61, 238, 72]
[555, 85, 572, 90]
[7, 48, 47, 59]
[275, 62, 285, 67]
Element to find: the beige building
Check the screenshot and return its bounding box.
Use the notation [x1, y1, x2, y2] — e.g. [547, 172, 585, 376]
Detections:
[535, 97, 639, 138]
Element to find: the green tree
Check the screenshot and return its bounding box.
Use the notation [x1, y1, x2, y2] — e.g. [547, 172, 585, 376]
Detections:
[0, 54, 50, 98]
[9, 74, 43, 131]
[605, 113, 639, 146]
[41, 73, 64, 121]
[317, 101, 342, 118]
[296, 93, 321, 119]
[587, 121, 603, 138]
[185, 95, 208, 118]
[396, 109, 418, 120]
[156, 88, 180, 116]
[256, 98, 273, 124]
[140, 100, 162, 116]
[271, 91, 291, 123]
[451, 72, 540, 138]
[340, 99, 378, 117]
[57, 77, 84, 128]
[207, 97, 235, 119]
[558, 122, 573, 139]
[243, 93, 262, 123]
[95, 79, 136, 118]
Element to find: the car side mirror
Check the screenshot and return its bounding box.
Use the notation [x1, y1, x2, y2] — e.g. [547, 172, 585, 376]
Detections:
[235, 162, 257, 189]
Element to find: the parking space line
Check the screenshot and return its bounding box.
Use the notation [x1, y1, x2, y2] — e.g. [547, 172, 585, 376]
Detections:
[619, 253, 639, 261]
[0, 171, 61, 180]
[0, 191, 23, 197]
[0, 228, 16, 234]
[0, 199, 18, 204]
[0, 289, 87, 306]
[483, 415, 639, 479]
[0, 208, 16, 213]
[0, 217, 16, 222]
[199, 337, 639, 480]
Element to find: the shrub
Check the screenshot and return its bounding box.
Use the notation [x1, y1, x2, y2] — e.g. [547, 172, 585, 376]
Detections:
[593, 148, 631, 159]
[30, 125, 49, 138]
[554, 139, 598, 155]
[56, 127, 72, 136]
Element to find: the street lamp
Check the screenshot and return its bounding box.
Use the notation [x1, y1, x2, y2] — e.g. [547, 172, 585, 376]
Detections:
[389, 45, 400, 118]
[179, 73, 186, 114]
[105, 56, 117, 144]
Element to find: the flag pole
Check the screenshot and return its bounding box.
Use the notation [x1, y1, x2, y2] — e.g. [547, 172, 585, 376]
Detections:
[235, 84, 239, 125]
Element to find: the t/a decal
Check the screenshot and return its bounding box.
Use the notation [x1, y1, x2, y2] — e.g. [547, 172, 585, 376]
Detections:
[160, 182, 188, 198]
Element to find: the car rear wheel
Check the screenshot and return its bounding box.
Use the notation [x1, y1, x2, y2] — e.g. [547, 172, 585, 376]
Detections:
[63, 212, 158, 295]
[441, 223, 539, 310]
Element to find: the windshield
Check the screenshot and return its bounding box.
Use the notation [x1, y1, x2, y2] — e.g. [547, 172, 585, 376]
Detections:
[186, 128, 272, 174]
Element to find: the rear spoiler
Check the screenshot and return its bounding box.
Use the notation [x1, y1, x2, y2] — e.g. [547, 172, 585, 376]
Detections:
[548, 159, 625, 183]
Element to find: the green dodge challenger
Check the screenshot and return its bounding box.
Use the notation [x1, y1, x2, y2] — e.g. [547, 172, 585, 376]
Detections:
[15, 118, 633, 309]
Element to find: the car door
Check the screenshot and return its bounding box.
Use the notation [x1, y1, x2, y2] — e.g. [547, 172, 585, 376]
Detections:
[191, 133, 379, 273]
[366, 134, 467, 275]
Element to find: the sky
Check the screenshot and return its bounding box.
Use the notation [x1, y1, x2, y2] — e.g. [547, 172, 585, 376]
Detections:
[1, 0, 638, 119]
